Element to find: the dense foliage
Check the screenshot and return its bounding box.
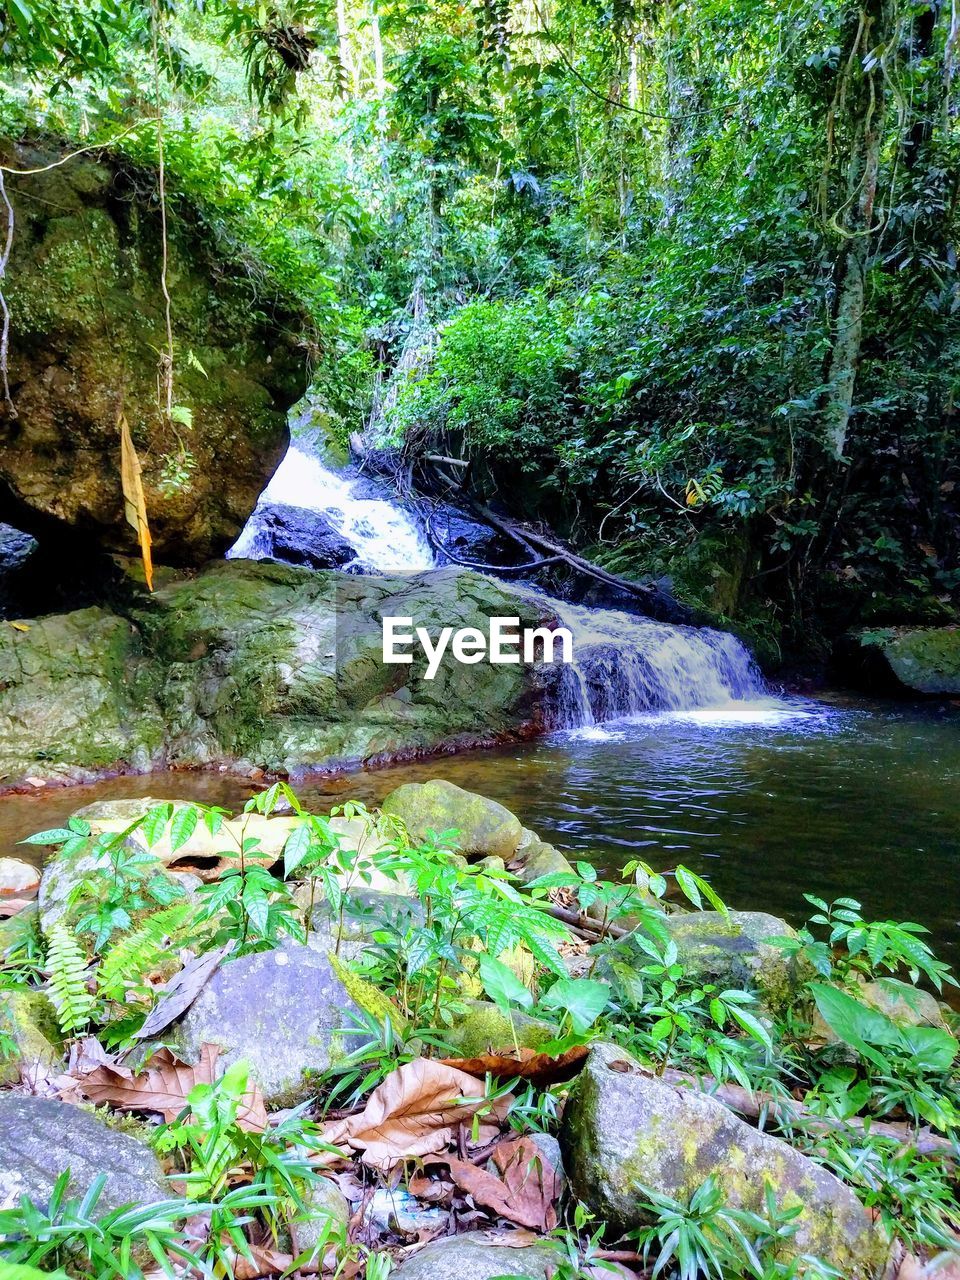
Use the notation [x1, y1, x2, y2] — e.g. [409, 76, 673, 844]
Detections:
[1, 0, 959, 652]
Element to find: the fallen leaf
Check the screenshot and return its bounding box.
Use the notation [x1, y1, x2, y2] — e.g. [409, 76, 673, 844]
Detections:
[441, 1044, 588, 1087]
[8, 621, 30, 632]
[321, 1058, 512, 1170]
[73, 1042, 267, 1130]
[133, 941, 233, 1040]
[424, 1134, 561, 1231]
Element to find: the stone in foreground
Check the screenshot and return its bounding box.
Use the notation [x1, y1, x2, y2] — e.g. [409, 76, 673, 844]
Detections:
[381, 779, 523, 858]
[562, 1042, 890, 1279]
[388, 1230, 561, 1279]
[0, 1095, 166, 1212]
[167, 937, 366, 1105]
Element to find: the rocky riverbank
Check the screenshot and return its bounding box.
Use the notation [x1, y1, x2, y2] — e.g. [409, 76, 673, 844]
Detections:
[0, 560, 565, 790]
[2, 780, 957, 1278]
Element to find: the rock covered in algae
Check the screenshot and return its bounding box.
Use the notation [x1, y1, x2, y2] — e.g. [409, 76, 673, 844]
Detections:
[561, 1042, 891, 1278]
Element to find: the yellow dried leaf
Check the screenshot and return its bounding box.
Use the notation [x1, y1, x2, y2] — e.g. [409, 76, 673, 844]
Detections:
[119, 411, 154, 592]
[8, 621, 29, 632]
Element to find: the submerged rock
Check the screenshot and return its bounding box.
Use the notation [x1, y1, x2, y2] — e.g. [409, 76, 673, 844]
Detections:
[381, 778, 524, 858]
[0, 1094, 166, 1213]
[388, 1231, 561, 1279]
[840, 626, 960, 695]
[0, 141, 305, 563]
[165, 936, 368, 1105]
[562, 1042, 890, 1278]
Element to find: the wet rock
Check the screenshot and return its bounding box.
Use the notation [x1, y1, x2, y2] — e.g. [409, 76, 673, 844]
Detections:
[0, 141, 305, 563]
[381, 779, 524, 859]
[165, 936, 368, 1105]
[839, 626, 960, 696]
[0, 858, 39, 898]
[511, 828, 575, 883]
[0, 990, 60, 1086]
[0, 1094, 166, 1213]
[234, 501, 357, 570]
[563, 1043, 890, 1278]
[388, 1230, 561, 1279]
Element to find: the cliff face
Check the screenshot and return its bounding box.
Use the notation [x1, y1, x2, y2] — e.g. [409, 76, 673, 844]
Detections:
[0, 141, 306, 563]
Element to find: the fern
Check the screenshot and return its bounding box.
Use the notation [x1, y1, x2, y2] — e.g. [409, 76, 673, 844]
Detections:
[46, 924, 97, 1036]
[96, 901, 198, 1002]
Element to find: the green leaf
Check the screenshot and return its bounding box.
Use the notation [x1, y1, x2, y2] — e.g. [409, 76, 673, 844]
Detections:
[674, 865, 728, 916]
[283, 822, 314, 878]
[540, 977, 609, 1034]
[142, 803, 173, 847]
[810, 983, 898, 1068]
[477, 954, 534, 1013]
[169, 806, 199, 853]
[897, 1025, 959, 1073]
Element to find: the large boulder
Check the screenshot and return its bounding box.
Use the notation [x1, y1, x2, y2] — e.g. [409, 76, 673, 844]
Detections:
[165, 936, 369, 1105]
[0, 141, 305, 563]
[839, 626, 960, 696]
[562, 1043, 891, 1278]
[381, 779, 524, 858]
[230, 501, 357, 570]
[0, 1094, 166, 1212]
[388, 1231, 561, 1279]
[0, 561, 561, 786]
[0, 606, 164, 786]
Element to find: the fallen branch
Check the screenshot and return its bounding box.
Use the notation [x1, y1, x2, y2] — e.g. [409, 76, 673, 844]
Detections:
[544, 902, 630, 940]
[424, 512, 563, 575]
[659, 1067, 957, 1160]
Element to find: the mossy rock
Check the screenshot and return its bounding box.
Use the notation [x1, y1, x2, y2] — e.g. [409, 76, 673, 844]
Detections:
[562, 1042, 891, 1278]
[841, 626, 960, 695]
[381, 779, 524, 859]
[0, 990, 61, 1085]
[597, 910, 810, 1018]
[442, 999, 558, 1056]
[0, 141, 306, 563]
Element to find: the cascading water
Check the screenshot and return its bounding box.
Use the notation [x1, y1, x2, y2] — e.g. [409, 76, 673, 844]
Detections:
[229, 445, 435, 574]
[529, 595, 767, 728]
[232, 444, 766, 725]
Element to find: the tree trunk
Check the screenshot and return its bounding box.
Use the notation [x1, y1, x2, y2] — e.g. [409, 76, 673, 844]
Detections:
[821, 0, 890, 461]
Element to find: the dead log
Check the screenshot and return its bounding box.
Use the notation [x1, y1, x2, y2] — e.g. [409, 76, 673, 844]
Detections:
[659, 1067, 957, 1160]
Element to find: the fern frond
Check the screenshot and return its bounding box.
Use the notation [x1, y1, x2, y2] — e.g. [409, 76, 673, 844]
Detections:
[96, 901, 198, 1002]
[46, 924, 97, 1035]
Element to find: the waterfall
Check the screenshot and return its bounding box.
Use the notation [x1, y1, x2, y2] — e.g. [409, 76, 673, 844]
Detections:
[229, 446, 435, 574]
[533, 595, 766, 728]
[231, 445, 765, 726]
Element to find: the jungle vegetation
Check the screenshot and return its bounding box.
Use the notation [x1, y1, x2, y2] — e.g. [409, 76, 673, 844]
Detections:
[1, 0, 959, 655]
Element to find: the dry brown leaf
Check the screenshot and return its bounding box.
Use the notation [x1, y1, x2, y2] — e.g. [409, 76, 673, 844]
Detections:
[73, 1042, 267, 1131]
[424, 1134, 561, 1232]
[119, 410, 154, 592]
[320, 1058, 512, 1170]
[440, 1044, 588, 1087]
[133, 942, 233, 1040]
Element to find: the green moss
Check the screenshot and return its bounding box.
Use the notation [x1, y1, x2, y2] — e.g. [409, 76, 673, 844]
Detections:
[328, 953, 410, 1035]
[443, 999, 558, 1056]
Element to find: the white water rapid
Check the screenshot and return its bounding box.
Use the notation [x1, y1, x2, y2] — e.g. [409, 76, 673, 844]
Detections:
[539, 595, 767, 729]
[229, 446, 435, 573]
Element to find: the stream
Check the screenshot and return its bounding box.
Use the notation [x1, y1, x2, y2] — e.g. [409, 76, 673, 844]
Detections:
[7, 445, 959, 968]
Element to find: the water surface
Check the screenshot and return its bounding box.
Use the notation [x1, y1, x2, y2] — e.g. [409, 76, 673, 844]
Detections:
[5, 694, 959, 968]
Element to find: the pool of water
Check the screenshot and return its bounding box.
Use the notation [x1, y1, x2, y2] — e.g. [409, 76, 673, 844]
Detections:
[5, 693, 960, 969]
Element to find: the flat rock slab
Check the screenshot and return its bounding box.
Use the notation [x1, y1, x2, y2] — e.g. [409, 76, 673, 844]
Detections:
[167, 937, 366, 1105]
[389, 1231, 561, 1279]
[562, 1042, 891, 1279]
[0, 1094, 166, 1213]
